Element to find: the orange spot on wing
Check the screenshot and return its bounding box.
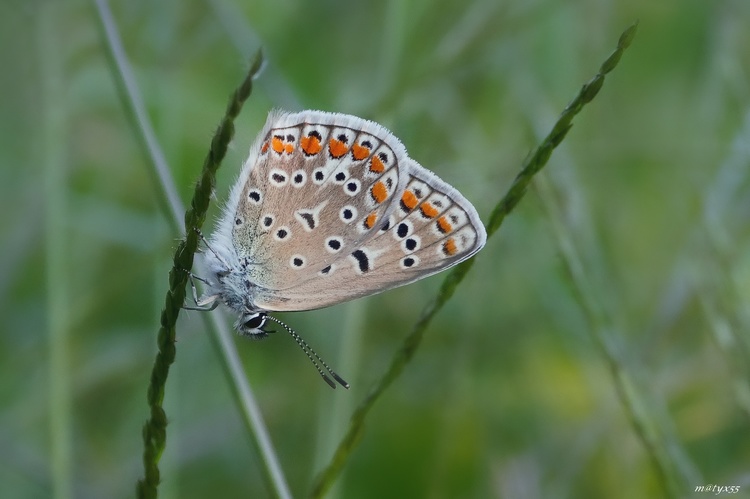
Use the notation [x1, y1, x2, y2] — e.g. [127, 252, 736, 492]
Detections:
[272, 136, 285, 153]
[443, 238, 458, 256]
[420, 202, 438, 219]
[365, 212, 378, 229]
[370, 155, 385, 173]
[437, 216, 453, 234]
[261, 141, 269, 154]
[329, 139, 349, 158]
[300, 135, 322, 155]
[401, 190, 418, 211]
[352, 144, 370, 160]
[371, 181, 388, 204]
[284, 143, 294, 154]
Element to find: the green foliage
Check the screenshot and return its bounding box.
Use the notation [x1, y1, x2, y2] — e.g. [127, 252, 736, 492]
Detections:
[2, 1, 749, 499]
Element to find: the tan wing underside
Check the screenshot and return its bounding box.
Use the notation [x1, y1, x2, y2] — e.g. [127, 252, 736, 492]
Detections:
[231, 120, 407, 291]
[253, 165, 485, 312]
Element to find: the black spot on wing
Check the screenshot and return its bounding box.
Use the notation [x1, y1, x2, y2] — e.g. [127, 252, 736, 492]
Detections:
[298, 212, 316, 230]
[351, 250, 370, 273]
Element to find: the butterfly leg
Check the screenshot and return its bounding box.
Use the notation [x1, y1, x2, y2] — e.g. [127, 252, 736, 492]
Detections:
[182, 269, 220, 311]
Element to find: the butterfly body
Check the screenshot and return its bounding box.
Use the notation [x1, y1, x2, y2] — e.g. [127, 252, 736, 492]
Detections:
[202, 110, 486, 338]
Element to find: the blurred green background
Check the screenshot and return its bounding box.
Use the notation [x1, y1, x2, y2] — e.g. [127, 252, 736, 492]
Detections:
[2, 0, 750, 498]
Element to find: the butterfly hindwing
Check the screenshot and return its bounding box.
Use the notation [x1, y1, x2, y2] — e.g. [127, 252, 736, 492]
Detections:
[253, 159, 486, 312]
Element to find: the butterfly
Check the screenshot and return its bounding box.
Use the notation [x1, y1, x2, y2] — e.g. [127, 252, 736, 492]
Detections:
[191, 110, 486, 387]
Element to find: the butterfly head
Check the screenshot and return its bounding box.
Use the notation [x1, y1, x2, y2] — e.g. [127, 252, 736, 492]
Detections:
[199, 238, 265, 323]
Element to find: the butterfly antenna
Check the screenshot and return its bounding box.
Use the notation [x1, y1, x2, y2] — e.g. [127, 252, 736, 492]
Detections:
[264, 316, 349, 389]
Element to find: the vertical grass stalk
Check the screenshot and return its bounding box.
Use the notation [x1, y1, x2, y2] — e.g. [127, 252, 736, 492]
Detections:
[40, 3, 73, 499]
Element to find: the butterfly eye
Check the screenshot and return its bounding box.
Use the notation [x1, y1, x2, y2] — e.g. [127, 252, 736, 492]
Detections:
[242, 313, 266, 330]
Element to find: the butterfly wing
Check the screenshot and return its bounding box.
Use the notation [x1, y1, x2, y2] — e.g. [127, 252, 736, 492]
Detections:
[253, 158, 486, 311]
[222, 111, 410, 292]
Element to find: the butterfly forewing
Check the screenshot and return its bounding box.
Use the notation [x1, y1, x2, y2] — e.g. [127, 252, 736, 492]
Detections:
[230, 111, 409, 291]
